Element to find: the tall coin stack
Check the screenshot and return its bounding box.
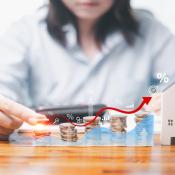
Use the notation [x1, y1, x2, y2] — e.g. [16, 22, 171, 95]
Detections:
[110, 115, 127, 132]
[83, 116, 101, 133]
[59, 123, 78, 142]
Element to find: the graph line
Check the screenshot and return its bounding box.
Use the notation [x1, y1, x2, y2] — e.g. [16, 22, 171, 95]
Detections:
[49, 97, 152, 127]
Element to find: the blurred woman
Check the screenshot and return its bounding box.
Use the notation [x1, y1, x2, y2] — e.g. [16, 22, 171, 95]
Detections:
[0, 0, 174, 138]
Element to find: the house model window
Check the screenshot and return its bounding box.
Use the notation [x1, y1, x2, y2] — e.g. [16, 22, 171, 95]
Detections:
[168, 120, 173, 126]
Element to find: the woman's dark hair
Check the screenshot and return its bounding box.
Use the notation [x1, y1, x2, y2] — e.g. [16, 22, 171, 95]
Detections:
[46, 0, 139, 46]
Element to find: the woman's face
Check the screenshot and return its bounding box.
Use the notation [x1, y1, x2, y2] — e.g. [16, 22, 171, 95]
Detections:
[62, 0, 114, 20]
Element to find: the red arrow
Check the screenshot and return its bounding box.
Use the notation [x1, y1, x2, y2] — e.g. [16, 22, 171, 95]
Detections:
[83, 97, 152, 127]
[52, 97, 152, 127]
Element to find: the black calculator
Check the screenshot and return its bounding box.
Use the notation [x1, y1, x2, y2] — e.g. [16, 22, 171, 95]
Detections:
[36, 104, 106, 125]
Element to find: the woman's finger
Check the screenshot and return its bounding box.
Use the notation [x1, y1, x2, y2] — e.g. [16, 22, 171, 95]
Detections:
[0, 111, 23, 129]
[0, 126, 13, 135]
[0, 95, 48, 125]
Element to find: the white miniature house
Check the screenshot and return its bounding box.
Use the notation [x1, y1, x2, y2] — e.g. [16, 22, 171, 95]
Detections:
[161, 82, 175, 145]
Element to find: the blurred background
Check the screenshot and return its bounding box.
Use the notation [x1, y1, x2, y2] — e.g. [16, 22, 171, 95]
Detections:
[0, 0, 175, 34]
[0, 0, 174, 133]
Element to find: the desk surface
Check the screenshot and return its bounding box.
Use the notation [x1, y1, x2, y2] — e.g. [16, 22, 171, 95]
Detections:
[0, 135, 175, 175]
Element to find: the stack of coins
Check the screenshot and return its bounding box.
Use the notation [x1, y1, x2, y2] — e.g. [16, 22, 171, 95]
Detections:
[34, 124, 51, 137]
[110, 115, 127, 132]
[59, 123, 78, 142]
[83, 116, 100, 133]
[135, 111, 148, 123]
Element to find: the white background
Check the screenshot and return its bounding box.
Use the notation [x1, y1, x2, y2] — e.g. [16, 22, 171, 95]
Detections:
[0, 0, 175, 34]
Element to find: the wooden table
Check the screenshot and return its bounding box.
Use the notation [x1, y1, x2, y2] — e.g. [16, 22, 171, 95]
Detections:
[0, 134, 175, 175]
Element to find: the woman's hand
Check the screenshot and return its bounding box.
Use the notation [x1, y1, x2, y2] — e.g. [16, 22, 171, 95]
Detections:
[144, 93, 161, 116]
[0, 95, 48, 139]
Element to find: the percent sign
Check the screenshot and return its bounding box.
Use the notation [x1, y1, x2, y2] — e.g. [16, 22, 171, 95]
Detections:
[157, 73, 169, 83]
[67, 114, 74, 120]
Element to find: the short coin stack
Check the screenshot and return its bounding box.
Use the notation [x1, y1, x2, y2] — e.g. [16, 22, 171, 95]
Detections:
[110, 115, 127, 132]
[34, 124, 51, 137]
[135, 111, 148, 123]
[59, 123, 78, 142]
[83, 116, 100, 133]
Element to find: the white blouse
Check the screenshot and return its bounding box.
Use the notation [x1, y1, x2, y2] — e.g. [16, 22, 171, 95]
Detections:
[0, 6, 175, 108]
